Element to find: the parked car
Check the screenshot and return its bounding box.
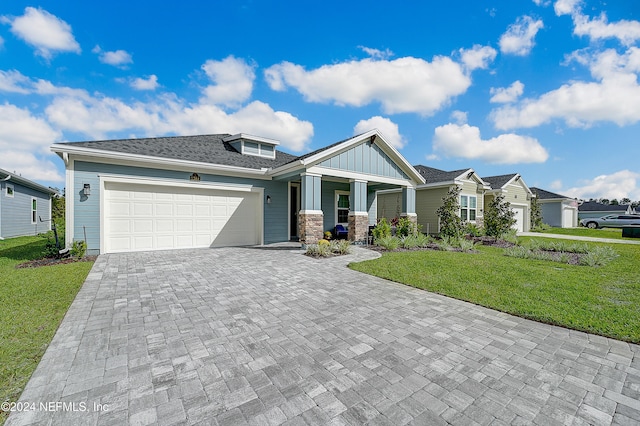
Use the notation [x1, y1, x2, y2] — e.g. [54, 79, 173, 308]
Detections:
[580, 214, 640, 229]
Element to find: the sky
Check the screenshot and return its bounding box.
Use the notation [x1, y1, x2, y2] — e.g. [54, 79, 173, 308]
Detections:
[1, 0, 640, 201]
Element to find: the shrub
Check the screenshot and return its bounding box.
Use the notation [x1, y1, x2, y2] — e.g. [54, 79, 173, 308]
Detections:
[330, 239, 351, 255]
[458, 238, 477, 252]
[500, 229, 519, 244]
[436, 235, 456, 251]
[306, 242, 332, 257]
[372, 218, 392, 241]
[484, 195, 516, 238]
[396, 217, 420, 237]
[531, 223, 551, 232]
[375, 236, 401, 250]
[70, 240, 87, 259]
[436, 187, 463, 238]
[462, 222, 483, 237]
[401, 233, 432, 249]
[579, 246, 618, 267]
[530, 196, 543, 229]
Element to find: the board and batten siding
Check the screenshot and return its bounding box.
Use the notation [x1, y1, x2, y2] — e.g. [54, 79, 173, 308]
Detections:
[0, 181, 51, 238]
[72, 161, 289, 253]
[416, 187, 449, 235]
[318, 142, 409, 180]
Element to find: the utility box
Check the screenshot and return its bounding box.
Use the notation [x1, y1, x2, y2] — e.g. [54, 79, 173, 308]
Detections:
[622, 226, 640, 238]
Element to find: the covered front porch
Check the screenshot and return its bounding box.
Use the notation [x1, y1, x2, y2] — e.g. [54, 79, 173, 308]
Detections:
[271, 130, 424, 245]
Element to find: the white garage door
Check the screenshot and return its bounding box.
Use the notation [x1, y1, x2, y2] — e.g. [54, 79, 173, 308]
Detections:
[512, 206, 525, 232]
[562, 208, 575, 228]
[104, 182, 261, 253]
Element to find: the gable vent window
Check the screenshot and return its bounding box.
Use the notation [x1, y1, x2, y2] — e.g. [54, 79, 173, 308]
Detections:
[223, 134, 279, 160]
[5, 184, 14, 198]
[31, 198, 37, 224]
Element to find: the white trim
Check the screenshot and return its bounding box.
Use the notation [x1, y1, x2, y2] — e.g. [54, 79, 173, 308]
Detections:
[460, 194, 478, 223]
[376, 188, 402, 195]
[335, 190, 350, 226]
[5, 183, 14, 198]
[300, 172, 322, 178]
[400, 213, 418, 217]
[349, 178, 368, 184]
[417, 181, 456, 190]
[222, 133, 280, 146]
[299, 210, 323, 215]
[307, 166, 413, 187]
[348, 211, 369, 216]
[66, 160, 74, 247]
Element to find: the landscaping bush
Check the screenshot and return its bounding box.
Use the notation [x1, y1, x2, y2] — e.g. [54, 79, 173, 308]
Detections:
[70, 240, 87, 259]
[396, 217, 420, 238]
[436, 235, 456, 251]
[372, 218, 392, 241]
[375, 235, 401, 250]
[500, 229, 519, 244]
[530, 195, 543, 229]
[462, 222, 483, 237]
[457, 238, 477, 252]
[400, 233, 432, 249]
[436, 187, 463, 238]
[330, 239, 351, 255]
[484, 195, 516, 238]
[579, 246, 618, 267]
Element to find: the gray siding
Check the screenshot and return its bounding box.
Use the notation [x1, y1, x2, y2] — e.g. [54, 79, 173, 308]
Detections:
[0, 181, 51, 238]
[319, 142, 409, 180]
[541, 202, 562, 227]
[416, 187, 449, 234]
[73, 161, 289, 253]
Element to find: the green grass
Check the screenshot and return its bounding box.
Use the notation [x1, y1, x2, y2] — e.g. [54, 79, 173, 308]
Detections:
[534, 226, 633, 240]
[0, 235, 93, 425]
[350, 239, 640, 343]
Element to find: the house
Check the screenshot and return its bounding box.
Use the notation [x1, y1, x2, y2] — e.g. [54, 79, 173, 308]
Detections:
[482, 173, 533, 232]
[0, 168, 56, 239]
[377, 165, 489, 234]
[530, 187, 580, 228]
[578, 201, 636, 220]
[51, 130, 424, 254]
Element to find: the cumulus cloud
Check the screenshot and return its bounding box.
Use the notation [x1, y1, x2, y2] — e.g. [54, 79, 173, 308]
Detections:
[458, 45, 498, 71]
[565, 170, 640, 200]
[432, 123, 549, 164]
[499, 16, 544, 56]
[490, 81, 524, 103]
[93, 45, 133, 67]
[201, 56, 255, 108]
[573, 13, 640, 46]
[3, 7, 80, 59]
[0, 70, 32, 93]
[359, 46, 394, 60]
[353, 116, 405, 149]
[450, 110, 468, 124]
[491, 48, 640, 129]
[131, 75, 159, 91]
[265, 50, 496, 115]
[554, 0, 580, 16]
[0, 103, 63, 181]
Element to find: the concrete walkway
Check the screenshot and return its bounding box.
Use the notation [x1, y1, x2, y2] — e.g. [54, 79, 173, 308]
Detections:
[518, 232, 640, 245]
[7, 246, 640, 425]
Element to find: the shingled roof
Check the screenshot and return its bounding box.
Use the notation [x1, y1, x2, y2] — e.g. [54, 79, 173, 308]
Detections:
[578, 201, 629, 212]
[530, 187, 572, 200]
[55, 134, 298, 170]
[482, 173, 519, 189]
[413, 165, 470, 184]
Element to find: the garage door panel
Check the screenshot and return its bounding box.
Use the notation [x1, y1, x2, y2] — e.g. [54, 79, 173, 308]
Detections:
[512, 207, 525, 232]
[104, 182, 260, 253]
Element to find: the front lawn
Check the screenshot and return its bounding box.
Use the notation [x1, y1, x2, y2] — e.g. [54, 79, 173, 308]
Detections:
[350, 239, 640, 343]
[534, 226, 633, 240]
[0, 235, 93, 425]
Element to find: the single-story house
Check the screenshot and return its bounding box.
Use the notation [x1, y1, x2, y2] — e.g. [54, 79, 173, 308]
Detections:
[377, 165, 489, 234]
[482, 173, 533, 232]
[51, 130, 424, 254]
[0, 168, 56, 239]
[530, 187, 580, 228]
[578, 201, 636, 220]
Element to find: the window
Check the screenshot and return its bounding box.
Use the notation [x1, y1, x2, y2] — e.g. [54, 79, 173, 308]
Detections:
[5, 184, 13, 197]
[460, 195, 477, 222]
[31, 198, 37, 224]
[244, 141, 260, 155]
[336, 192, 350, 224]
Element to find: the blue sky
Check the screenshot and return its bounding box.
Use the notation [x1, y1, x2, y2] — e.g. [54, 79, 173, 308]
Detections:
[1, 0, 640, 200]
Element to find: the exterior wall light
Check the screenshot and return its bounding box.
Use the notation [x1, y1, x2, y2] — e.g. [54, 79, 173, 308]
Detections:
[83, 183, 91, 196]
[266, 195, 272, 204]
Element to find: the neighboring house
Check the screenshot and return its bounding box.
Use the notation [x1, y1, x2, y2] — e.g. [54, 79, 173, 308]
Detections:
[51, 130, 424, 254]
[482, 173, 533, 232]
[0, 168, 56, 239]
[530, 187, 580, 228]
[578, 201, 635, 220]
[377, 165, 489, 234]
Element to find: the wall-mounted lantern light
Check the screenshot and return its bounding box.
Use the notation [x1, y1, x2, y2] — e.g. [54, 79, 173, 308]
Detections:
[83, 183, 91, 196]
[266, 195, 272, 204]
[190, 173, 201, 181]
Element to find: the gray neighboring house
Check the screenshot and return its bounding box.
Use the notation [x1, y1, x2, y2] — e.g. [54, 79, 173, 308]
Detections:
[0, 168, 56, 239]
[530, 187, 580, 228]
[578, 201, 636, 220]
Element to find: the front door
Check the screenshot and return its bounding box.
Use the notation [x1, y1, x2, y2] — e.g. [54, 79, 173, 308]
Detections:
[289, 183, 300, 240]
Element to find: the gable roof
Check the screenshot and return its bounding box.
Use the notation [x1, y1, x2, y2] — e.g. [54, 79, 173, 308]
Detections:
[0, 168, 57, 195]
[578, 201, 630, 212]
[52, 134, 298, 171]
[481, 173, 519, 189]
[413, 165, 470, 184]
[530, 187, 573, 200]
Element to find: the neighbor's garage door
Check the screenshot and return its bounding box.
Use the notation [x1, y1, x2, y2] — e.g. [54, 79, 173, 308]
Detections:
[512, 206, 525, 232]
[562, 208, 575, 228]
[104, 182, 260, 253]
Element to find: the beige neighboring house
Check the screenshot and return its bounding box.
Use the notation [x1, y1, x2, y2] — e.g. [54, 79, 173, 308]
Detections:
[482, 173, 533, 232]
[378, 165, 489, 234]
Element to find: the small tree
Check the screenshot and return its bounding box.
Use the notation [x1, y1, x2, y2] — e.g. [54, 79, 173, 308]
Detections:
[530, 196, 543, 229]
[484, 194, 516, 238]
[436, 187, 463, 238]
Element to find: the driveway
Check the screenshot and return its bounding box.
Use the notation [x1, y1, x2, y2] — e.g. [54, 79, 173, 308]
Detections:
[7, 246, 640, 425]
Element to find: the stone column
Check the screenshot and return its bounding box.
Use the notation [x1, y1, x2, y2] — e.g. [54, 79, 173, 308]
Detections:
[348, 179, 369, 243]
[300, 173, 323, 245]
[299, 212, 324, 244]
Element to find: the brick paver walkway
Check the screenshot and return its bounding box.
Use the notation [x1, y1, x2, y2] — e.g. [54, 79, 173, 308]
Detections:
[7, 246, 640, 425]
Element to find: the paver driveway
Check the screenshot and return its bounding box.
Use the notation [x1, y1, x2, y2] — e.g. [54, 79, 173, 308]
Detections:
[7, 246, 640, 425]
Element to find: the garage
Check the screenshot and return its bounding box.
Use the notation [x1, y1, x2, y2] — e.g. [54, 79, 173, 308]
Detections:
[103, 181, 262, 253]
[511, 206, 525, 232]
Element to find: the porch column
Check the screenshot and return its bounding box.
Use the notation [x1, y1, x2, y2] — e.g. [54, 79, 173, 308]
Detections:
[348, 179, 369, 244]
[299, 173, 323, 244]
[401, 186, 418, 227]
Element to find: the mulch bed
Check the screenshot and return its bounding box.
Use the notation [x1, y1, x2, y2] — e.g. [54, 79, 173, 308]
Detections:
[16, 256, 97, 269]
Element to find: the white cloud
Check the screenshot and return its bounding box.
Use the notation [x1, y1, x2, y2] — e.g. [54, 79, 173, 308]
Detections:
[450, 110, 468, 124]
[573, 13, 640, 46]
[532, 0, 551, 6]
[565, 170, 640, 200]
[499, 16, 544, 56]
[432, 123, 549, 164]
[93, 45, 133, 67]
[458, 45, 498, 71]
[491, 48, 640, 129]
[353, 116, 405, 149]
[0, 70, 32, 93]
[359, 46, 394, 60]
[0, 103, 63, 181]
[201, 56, 255, 108]
[550, 179, 563, 190]
[554, 0, 580, 16]
[490, 81, 524, 103]
[265, 51, 496, 115]
[0, 35, 4, 48]
[4, 7, 80, 59]
[131, 75, 159, 91]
